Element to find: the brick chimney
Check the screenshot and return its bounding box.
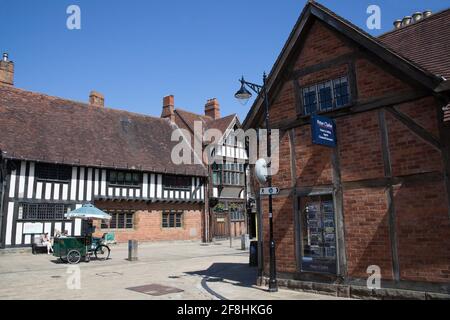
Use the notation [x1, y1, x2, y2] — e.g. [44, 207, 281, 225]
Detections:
[0, 53, 14, 86]
[89, 91, 104, 107]
[162, 95, 175, 123]
[205, 98, 220, 120]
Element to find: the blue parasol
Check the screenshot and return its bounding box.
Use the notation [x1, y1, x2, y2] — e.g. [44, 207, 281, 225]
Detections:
[65, 204, 112, 221]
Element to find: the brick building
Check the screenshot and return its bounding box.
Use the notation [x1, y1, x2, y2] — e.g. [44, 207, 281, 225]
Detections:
[0, 56, 207, 248]
[166, 96, 254, 240]
[244, 2, 450, 298]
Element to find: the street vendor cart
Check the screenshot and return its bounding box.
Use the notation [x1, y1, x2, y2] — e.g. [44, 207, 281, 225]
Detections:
[53, 204, 112, 264]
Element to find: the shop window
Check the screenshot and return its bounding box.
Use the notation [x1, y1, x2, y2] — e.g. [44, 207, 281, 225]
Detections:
[101, 210, 134, 229]
[162, 210, 183, 228]
[299, 195, 337, 274]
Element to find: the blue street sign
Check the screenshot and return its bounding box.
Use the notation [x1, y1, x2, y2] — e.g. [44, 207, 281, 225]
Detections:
[311, 114, 337, 148]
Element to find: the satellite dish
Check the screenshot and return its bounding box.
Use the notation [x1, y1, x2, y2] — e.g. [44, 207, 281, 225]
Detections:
[255, 158, 269, 185]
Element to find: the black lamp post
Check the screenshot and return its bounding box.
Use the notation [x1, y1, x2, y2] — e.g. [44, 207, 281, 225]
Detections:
[235, 73, 278, 293]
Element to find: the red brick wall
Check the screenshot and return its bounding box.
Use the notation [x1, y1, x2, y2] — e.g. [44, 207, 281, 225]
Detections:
[294, 126, 333, 186]
[93, 201, 203, 242]
[337, 111, 385, 182]
[271, 131, 294, 189]
[269, 80, 296, 124]
[293, 20, 353, 70]
[343, 188, 394, 280]
[261, 195, 297, 274]
[394, 181, 450, 283]
[387, 98, 444, 177]
[356, 58, 413, 101]
[254, 14, 449, 287]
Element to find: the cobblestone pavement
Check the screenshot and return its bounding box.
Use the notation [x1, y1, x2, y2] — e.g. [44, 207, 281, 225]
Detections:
[0, 241, 346, 300]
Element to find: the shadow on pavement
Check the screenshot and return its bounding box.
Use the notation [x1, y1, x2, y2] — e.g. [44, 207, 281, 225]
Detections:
[186, 263, 261, 300]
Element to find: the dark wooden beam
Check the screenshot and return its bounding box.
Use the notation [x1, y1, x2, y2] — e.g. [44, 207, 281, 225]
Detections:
[273, 91, 428, 131]
[288, 129, 302, 271]
[290, 52, 358, 79]
[387, 107, 442, 151]
[379, 109, 400, 282]
[332, 132, 347, 279]
[310, 5, 441, 90]
[434, 95, 450, 218]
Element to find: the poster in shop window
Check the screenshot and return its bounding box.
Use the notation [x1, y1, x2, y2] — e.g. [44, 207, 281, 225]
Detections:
[301, 199, 337, 274]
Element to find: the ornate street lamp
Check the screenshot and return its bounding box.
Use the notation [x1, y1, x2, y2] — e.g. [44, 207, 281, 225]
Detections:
[234, 73, 278, 293]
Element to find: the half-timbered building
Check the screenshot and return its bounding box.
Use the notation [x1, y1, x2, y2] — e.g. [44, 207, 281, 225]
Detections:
[168, 97, 254, 241]
[244, 2, 450, 298]
[0, 64, 207, 248]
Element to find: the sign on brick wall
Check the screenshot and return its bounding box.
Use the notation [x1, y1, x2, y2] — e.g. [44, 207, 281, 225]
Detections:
[311, 115, 337, 148]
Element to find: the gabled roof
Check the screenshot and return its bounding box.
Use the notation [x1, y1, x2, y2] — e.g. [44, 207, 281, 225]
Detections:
[0, 85, 207, 176]
[174, 109, 237, 141]
[243, 0, 447, 129]
[378, 8, 450, 80]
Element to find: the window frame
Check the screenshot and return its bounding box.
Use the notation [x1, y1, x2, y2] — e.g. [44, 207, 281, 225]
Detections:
[18, 203, 73, 221]
[107, 170, 142, 188]
[162, 210, 184, 228]
[101, 209, 135, 230]
[35, 163, 72, 183]
[163, 175, 191, 191]
[301, 75, 351, 116]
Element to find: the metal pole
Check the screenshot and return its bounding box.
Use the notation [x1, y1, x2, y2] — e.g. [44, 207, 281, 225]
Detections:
[263, 73, 278, 292]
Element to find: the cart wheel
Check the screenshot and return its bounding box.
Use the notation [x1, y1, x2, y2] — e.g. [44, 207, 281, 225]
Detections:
[67, 250, 81, 264]
[94, 245, 110, 261]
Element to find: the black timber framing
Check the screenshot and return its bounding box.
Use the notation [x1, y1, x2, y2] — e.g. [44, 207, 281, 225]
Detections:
[386, 107, 442, 151]
[288, 129, 302, 272]
[331, 131, 347, 279]
[243, 1, 444, 130]
[378, 109, 400, 282]
[0, 158, 8, 248]
[435, 94, 450, 217]
[290, 52, 358, 80]
[273, 91, 429, 131]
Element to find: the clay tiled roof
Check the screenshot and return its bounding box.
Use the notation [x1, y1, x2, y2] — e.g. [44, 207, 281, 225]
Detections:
[174, 109, 237, 138]
[379, 9, 450, 79]
[0, 85, 206, 176]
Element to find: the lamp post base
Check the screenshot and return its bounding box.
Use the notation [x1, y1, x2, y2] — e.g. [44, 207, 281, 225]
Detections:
[268, 282, 278, 293]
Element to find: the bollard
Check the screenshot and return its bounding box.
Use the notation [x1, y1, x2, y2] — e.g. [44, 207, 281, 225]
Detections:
[241, 234, 250, 250]
[128, 240, 138, 261]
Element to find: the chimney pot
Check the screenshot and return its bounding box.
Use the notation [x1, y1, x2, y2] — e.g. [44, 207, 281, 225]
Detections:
[423, 10, 432, 18]
[161, 95, 175, 123]
[412, 12, 423, 22]
[205, 98, 220, 120]
[0, 53, 14, 86]
[89, 91, 105, 107]
[393, 19, 403, 29]
[402, 16, 412, 27]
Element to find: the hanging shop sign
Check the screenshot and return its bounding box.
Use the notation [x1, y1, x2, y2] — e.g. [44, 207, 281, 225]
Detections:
[311, 115, 337, 148]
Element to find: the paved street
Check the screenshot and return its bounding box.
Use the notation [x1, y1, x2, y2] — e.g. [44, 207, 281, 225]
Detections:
[0, 241, 345, 300]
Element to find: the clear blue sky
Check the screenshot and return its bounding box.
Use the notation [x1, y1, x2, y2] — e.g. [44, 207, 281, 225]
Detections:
[0, 0, 447, 121]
